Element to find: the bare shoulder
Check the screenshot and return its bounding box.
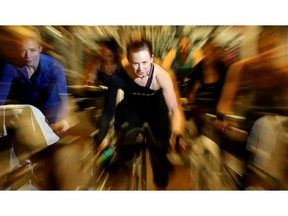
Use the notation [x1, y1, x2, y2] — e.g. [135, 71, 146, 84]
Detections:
[153, 63, 173, 89]
[154, 63, 171, 79]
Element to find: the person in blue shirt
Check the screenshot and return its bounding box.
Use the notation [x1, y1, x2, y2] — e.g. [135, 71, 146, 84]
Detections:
[0, 26, 69, 135]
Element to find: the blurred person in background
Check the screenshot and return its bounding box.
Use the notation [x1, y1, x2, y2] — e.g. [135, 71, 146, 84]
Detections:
[80, 38, 124, 128]
[84, 38, 123, 87]
[181, 38, 228, 132]
[94, 36, 186, 189]
[162, 35, 204, 97]
[0, 26, 69, 188]
[0, 26, 69, 135]
[217, 26, 288, 129]
[215, 27, 288, 188]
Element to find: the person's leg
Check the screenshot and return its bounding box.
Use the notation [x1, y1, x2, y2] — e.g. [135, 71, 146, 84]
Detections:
[148, 143, 173, 189]
[114, 101, 142, 132]
[147, 98, 173, 189]
[108, 102, 142, 173]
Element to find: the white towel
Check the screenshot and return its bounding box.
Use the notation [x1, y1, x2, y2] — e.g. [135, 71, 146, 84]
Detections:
[0, 104, 59, 146]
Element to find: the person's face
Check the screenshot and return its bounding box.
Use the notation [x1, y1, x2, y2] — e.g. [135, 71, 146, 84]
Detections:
[20, 38, 42, 67]
[129, 48, 153, 78]
[179, 37, 191, 54]
[101, 46, 116, 64]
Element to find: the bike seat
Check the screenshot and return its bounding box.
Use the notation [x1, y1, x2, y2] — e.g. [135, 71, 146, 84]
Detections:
[119, 123, 163, 149]
[122, 127, 145, 147]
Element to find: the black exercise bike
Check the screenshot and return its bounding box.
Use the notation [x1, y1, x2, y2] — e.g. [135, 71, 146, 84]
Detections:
[93, 122, 180, 190]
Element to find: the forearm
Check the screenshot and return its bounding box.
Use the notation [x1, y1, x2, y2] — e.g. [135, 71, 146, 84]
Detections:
[48, 96, 69, 135]
[171, 109, 185, 136]
[58, 94, 69, 121]
[54, 63, 69, 121]
[94, 112, 112, 145]
[95, 79, 118, 145]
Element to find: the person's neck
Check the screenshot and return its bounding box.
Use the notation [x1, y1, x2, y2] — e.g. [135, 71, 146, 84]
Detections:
[26, 58, 40, 78]
[28, 57, 40, 70]
[136, 64, 153, 80]
[26, 66, 35, 78]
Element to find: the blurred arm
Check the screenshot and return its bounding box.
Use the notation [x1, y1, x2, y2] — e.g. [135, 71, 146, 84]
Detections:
[192, 48, 204, 67]
[50, 61, 69, 134]
[162, 48, 176, 71]
[94, 74, 119, 146]
[0, 64, 15, 105]
[216, 59, 249, 115]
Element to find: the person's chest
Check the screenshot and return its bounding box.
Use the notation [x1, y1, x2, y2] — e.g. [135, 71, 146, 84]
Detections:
[16, 66, 52, 89]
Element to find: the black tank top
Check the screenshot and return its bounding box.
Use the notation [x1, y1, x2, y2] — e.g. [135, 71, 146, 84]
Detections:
[124, 64, 157, 94]
[95, 64, 168, 145]
[121, 64, 163, 110]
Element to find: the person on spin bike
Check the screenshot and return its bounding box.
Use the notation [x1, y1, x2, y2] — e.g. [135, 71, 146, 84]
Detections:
[217, 26, 288, 130]
[94, 35, 186, 189]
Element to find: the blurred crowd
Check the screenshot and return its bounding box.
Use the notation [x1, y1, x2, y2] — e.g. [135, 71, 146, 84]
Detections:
[1, 25, 288, 190]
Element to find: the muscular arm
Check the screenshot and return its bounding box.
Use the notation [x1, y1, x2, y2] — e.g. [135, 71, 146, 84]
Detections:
[157, 67, 185, 136]
[217, 44, 288, 116]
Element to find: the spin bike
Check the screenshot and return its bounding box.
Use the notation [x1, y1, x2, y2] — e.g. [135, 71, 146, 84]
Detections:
[94, 122, 178, 190]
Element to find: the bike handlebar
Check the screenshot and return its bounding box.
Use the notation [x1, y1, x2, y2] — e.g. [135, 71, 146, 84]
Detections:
[175, 134, 182, 153]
